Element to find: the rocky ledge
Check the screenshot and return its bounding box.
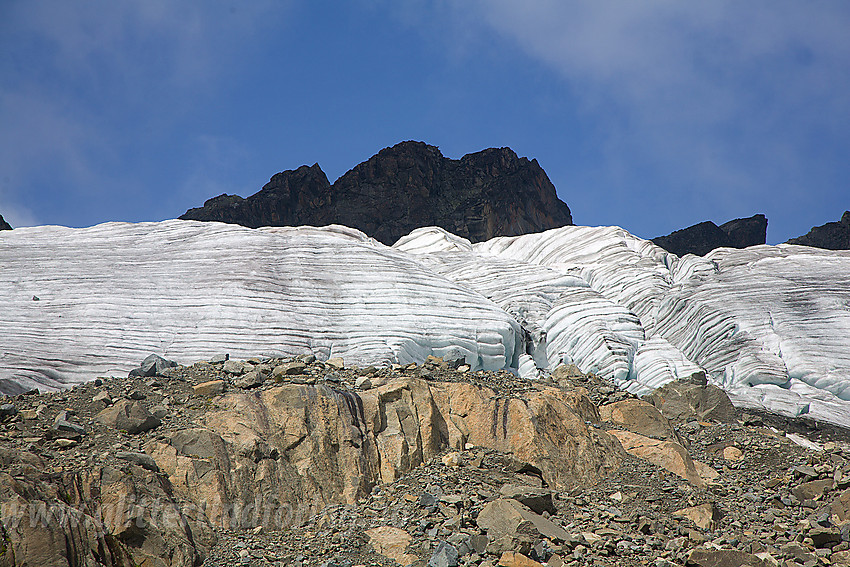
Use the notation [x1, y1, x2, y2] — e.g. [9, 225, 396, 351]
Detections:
[179, 141, 573, 245]
[1, 356, 849, 567]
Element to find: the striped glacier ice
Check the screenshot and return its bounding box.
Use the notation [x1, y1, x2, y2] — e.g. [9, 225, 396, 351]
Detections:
[3, 220, 850, 427]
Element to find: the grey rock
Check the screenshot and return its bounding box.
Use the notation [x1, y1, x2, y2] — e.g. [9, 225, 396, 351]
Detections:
[210, 353, 229, 363]
[92, 391, 113, 406]
[645, 381, 737, 423]
[96, 399, 161, 434]
[116, 451, 160, 472]
[498, 484, 556, 515]
[223, 359, 248, 375]
[476, 498, 570, 542]
[273, 361, 307, 377]
[355, 376, 373, 390]
[52, 419, 86, 436]
[234, 370, 265, 389]
[428, 541, 459, 567]
[130, 354, 177, 378]
[0, 404, 17, 418]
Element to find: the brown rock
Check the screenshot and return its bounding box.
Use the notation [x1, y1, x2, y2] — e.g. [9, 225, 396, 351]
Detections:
[722, 446, 744, 461]
[365, 526, 416, 566]
[95, 399, 160, 434]
[193, 379, 225, 396]
[792, 479, 833, 501]
[273, 361, 307, 377]
[609, 429, 714, 488]
[686, 548, 771, 567]
[673, 503, 721, 530]
[599, 398, 679, 440]
[831, 488, 850, 522]
[832, 550, 850, 565]
[498, 552, 544, 567]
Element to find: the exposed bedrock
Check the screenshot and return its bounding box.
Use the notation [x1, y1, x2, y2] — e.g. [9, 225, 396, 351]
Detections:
[651, 214, 767, 257]
[147, 378, 620, 526]
[0, 213, 11, 230]
[180, 141, 573, 245]
[787, 211, 850, 250]
[0, 376, 622, 566]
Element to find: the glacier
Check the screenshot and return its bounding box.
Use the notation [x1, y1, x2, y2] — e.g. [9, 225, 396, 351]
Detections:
[2, 220, 850, 428]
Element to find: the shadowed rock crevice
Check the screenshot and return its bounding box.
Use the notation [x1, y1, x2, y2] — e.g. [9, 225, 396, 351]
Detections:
[180, 141, 573, 244]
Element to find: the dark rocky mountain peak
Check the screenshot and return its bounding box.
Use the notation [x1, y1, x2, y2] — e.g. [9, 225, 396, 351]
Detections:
[652, 214, 767, 257]
[0, 213, 11, 230]
[180, 141, 573, 245]
[786, 211, 850, 250]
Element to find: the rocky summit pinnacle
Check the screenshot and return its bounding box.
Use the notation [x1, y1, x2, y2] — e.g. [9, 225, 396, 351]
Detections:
[0, 213, 11, 230]
[652, 214, 767, 257]
[787, 211, 850, 250]
[180, 141, 573, 244]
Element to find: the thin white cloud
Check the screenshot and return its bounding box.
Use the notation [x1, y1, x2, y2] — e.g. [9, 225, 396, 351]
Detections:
[455, 1, 850, 232]
[0, 0, 285, 225]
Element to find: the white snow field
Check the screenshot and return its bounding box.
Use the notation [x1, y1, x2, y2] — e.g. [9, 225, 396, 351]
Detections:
[2, 220, 850, 428]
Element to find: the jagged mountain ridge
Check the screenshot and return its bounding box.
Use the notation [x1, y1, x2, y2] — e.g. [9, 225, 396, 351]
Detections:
[651, 214, 768, 257]
[787, 211, 850, 250]
[180, 141, 574, 245]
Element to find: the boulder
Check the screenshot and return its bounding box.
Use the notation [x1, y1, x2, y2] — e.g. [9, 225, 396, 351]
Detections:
[498, 552, 544, 567]
[645, 381, 737, 423]
[476, 498, 570, 542]
[96, 399, 161, 434]
[599, 399, 679, 440]
[673, 503, 721, 530]
[608, 430, 716, 488]
[498, 484, 556, 515]
[831, 488, 850, 522]
[365, 526, 417, 566]
[686, 548, 771, 567]
[129, 353, 177, 378]
[193, 380, 225, 396]
[143, 377, 619, 532]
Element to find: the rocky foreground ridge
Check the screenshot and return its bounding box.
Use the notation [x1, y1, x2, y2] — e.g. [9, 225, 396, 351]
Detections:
[1, 355, 850, 567]
[179, 141, 573, 245]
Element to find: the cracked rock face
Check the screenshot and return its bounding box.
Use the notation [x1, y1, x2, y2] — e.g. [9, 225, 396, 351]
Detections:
[179, 141, 573, 245]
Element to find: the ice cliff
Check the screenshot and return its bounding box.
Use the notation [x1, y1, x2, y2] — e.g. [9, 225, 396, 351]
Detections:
[2, 220, 849, 428]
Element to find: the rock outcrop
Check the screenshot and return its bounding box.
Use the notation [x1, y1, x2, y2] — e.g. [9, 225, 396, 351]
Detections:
[180, 141, 573, 244]
[0, 214, 11, 230]
[787, 211, 850, 250]
[2, 355, 850, 567]
[651, 214, 767, 256]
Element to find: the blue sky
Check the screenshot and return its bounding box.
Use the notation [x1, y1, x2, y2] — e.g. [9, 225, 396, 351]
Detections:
[1, 1, 848, 243]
